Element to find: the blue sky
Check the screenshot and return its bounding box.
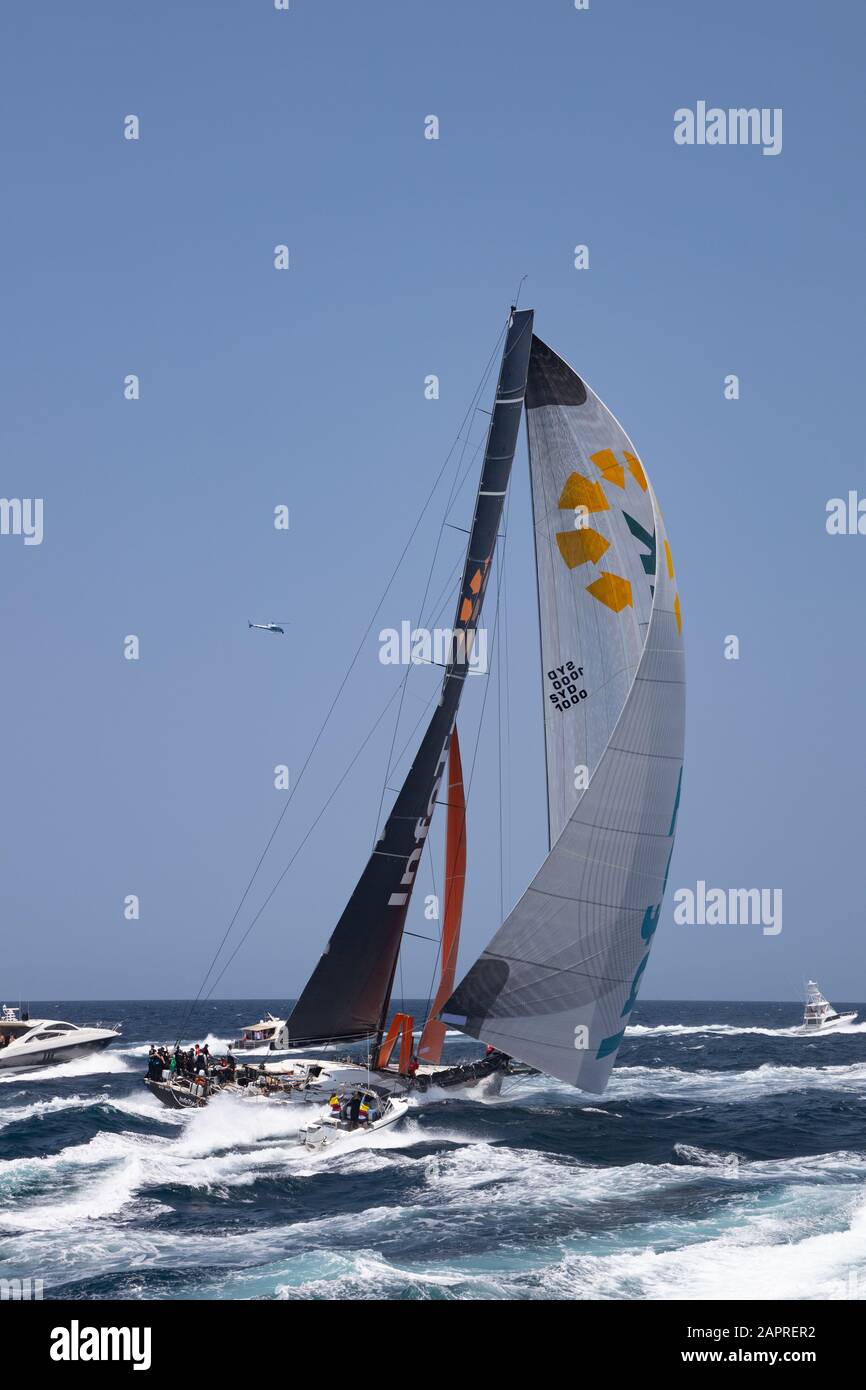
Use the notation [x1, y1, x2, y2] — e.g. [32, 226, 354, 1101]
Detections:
[2, 0, 864, 1002]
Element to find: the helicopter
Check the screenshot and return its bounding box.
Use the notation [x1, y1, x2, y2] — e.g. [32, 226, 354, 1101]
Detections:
[248, 621, 289, 635]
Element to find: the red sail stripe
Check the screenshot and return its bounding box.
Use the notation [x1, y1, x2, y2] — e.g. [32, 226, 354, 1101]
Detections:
[418, 726, 466, 1065]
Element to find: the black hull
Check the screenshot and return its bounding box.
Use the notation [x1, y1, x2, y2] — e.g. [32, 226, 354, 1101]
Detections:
[415, 1049, 512, 1092]
[144, 1078, 209, 1110]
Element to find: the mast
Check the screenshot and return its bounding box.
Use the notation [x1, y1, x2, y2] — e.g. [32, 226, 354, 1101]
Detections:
[285, 307, 534, 1048]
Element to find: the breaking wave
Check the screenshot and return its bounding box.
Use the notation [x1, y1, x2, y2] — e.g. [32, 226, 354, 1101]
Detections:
[2, 1001, 866, 1299]
[626, 1021, 866, 1039]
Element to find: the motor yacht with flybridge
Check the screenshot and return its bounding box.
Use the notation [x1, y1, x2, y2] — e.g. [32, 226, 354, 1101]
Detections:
[800, 982, 857, 1034]
[230, 1013, 290, 1051]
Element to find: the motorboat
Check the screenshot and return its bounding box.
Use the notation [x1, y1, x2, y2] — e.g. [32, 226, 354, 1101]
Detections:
[297, 1090, 409, 1149]
[0, 1005, 121, 1069]
[229, 1013, 289, 1051]
[800, 982, 857, 1033]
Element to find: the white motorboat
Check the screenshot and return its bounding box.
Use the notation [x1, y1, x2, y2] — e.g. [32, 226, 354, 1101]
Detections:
[800, 982, 857, 1034]
[298, 1092, 409, 1149]
[0, 1006, 121, 1069]
[230, 1013, 290, 1051]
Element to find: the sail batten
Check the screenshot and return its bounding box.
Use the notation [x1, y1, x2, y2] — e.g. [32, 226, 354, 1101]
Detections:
[285, 309, 534, 1048]
[441, 334, 685, 1092]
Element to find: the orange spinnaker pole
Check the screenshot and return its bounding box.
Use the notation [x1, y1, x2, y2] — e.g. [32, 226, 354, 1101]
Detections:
[418, 725, 466, 1065]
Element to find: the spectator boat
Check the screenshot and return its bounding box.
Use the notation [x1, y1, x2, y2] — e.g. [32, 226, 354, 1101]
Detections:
[0, 1005, 120, 1070]
[800, 982, 857, 1033]
[298, 1090, 410, 1149]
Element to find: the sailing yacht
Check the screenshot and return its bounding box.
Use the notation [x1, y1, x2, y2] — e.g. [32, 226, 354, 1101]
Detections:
[147, 305, 685, 1111]
[800, 982, 857, 1033]
[280, 307, 685, 1096]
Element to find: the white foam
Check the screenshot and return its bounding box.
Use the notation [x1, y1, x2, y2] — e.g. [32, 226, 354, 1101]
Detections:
[0, 1128, 160, 1231]
[674, 1143, 739, 1168]
[626, 1020, 866, 1039]
[0, 1051, 132, 1084]
[543, 1185, 866, 1301]
[4, 1119, 866, 1299]
[610, 1060, 866, 1104]
[0, 1088, 184, 1132]
[175, 1092, 310, 1157]
[274, 1249, 492, 1300]
[6, 1019, 866, 1300]
[0, 1094, 96, 1131]
[475, 1060, 866, 1108]
[270, 1148, 866, 1300]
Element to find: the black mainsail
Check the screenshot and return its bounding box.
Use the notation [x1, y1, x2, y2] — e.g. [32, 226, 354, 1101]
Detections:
[285, 308, 534, 1046]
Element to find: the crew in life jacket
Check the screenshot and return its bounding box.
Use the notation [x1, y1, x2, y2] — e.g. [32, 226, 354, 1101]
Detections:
[358, 1096, 370, 1124]
[328, 1092, 341, 1117]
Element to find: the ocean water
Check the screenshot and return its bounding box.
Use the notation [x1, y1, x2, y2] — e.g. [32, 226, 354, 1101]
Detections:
[2, 998, 866, 1302]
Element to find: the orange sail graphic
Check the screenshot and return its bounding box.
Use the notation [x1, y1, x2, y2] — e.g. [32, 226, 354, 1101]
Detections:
[418, 726, 466, 1065]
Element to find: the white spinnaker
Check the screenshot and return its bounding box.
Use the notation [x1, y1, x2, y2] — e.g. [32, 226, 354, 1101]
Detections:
[441, 337, 685, 1092]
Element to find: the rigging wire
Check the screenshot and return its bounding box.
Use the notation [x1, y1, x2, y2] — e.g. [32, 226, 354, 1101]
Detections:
[213, 464, 517, 1030]
[199, 588, 466, 1009]
[405, 485, 515, 1036]
[397, 954, 405, 1027]
[371, 327, 507, 845]
[176, 321, 509, 1038]
[497, 544, 505, 926]
[245, 309, 523, 1040]
[497, 485, 515, 919]
[503, 540, 514, 910]
[199, 681, 407, 1004]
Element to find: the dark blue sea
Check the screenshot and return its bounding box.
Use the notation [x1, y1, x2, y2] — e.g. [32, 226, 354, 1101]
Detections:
[2, 998, 865, 1301]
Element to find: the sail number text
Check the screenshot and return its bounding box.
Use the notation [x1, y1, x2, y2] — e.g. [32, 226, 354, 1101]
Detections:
[547, 661, 587, 713]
